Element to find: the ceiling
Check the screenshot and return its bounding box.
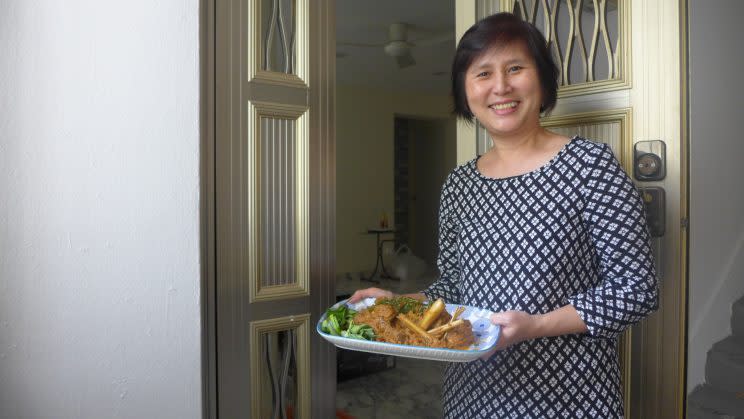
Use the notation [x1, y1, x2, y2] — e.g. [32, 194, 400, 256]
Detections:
[335, 0, 456, 95]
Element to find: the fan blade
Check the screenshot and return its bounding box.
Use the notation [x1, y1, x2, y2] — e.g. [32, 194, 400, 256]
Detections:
[337, 41, 384, 48]
[412, 31, 455, 47]
[395, 53, 416, 69]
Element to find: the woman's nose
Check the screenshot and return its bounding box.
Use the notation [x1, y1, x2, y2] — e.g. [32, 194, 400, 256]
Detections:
[490, 73, 510, 95]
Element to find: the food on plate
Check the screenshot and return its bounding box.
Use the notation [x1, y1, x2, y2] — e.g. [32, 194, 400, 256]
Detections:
[350, 296, 476, 350]
[320, 304, 376, 340]
[418, 298, 445, 330]
[395, 313, 433, 342]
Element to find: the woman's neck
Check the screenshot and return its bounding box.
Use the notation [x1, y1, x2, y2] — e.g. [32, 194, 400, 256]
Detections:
[487, 125, 548, 156]
[477, 127, 569, 179]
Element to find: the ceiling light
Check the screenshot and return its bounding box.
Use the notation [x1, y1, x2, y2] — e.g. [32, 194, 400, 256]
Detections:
[383, 40, 411, 57]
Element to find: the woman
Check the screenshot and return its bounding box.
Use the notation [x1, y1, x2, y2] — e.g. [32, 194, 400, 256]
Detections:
[349, 13, 658, 418]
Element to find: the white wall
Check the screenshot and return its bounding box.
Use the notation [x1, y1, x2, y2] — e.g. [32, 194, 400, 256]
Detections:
[687, 0, 744, 392]
[0, 2, 202, 418]
[336, 86, 453, 275]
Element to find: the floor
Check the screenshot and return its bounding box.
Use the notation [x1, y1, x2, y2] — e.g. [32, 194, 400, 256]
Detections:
[336, 357, 446, 419]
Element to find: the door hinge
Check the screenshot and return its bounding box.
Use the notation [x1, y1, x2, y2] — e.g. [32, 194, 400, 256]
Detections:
[680, 217, 689, 229]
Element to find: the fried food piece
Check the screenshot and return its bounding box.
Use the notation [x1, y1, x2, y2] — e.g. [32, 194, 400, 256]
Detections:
[444, 319, 475, 350]
[351, 299, 474, 350]
[397, 313, 432, 342]
[428, 319, 465, 336]
[419, 298, 445, 330]
[354, 303, 398, 341]
[430, 310, 452, 329]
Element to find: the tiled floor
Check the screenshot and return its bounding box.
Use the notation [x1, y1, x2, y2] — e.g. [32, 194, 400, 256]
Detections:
[336, 357, 446, 419]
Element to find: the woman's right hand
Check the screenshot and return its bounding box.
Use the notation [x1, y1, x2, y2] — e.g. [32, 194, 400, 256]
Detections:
[347, 287, 394, 303]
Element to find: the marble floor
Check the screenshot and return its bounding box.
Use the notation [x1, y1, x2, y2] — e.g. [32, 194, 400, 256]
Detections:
[336, 357, 446, 419]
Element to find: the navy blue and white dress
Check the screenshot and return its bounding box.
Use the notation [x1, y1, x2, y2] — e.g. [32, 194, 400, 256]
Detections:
[422, 137, 658, 418]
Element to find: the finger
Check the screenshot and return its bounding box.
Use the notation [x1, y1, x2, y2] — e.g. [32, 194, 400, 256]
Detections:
[348, 290, 364, 303]
[479, 346, 498, 360]
[490, 312, 509, 325]
[348, 288, 385, 303]
[492, 328, 515, 351]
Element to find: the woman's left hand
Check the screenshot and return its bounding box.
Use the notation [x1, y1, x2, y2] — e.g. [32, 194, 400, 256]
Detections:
[485, 311, 541, 354]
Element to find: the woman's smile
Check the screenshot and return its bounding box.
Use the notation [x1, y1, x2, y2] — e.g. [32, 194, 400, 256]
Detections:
[489, 100, 519, 114]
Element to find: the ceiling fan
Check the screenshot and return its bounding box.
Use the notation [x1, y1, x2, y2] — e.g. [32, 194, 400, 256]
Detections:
[338, 22, 454, 69]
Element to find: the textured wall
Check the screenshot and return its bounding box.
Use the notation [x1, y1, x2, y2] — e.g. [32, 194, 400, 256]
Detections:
[0, 1, 202, 417]
[687, 0, 744, 392]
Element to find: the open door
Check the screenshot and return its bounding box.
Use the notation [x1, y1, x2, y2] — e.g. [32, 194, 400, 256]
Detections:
[212, 0, 336, 417]
[456, 1, 687, 417]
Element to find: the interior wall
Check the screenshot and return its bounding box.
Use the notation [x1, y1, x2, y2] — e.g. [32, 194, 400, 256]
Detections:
[0, 2, 202, 417]
[408, 118, 457, 266]
[336, 86, 453, 275]
[687, 0, 744, 392]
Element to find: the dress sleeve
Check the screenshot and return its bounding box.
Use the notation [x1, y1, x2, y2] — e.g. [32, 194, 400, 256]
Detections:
[568, 143, 659, 339]
[422, 174, 462, 303]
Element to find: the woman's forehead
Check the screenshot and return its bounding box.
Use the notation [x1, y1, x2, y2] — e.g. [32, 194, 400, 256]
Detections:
[471, 41, 532, 66]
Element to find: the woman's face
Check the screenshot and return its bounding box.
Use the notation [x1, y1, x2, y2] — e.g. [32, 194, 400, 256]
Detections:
[464, 41, 544, 139]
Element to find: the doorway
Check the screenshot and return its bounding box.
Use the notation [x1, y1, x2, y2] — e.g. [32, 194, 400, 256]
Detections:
[394, 116, 457, 267]
[208, 1, 688, 417]
[334, 1, 457, 417]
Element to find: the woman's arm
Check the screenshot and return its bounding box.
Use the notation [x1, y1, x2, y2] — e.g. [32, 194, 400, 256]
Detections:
[488, 144, 657, 353]
[490, 304, 588, 350]
[567, 143, 659, 339]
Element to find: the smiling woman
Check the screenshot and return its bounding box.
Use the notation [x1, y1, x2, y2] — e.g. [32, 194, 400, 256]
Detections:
[350, 12, 659, 419]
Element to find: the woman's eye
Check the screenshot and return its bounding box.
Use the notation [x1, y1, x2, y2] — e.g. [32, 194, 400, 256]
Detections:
[508, 66, 523, 73]
[476, 71, 490, 78]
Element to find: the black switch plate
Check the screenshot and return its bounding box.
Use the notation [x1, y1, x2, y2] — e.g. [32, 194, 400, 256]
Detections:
[639, 187, 665, 237]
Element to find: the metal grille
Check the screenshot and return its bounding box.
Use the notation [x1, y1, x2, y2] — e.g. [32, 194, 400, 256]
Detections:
[510, 0, 620, 86]
[260, 116, 297, 287]
[260, 329, 298, 419]
[261, 0, 297, 73]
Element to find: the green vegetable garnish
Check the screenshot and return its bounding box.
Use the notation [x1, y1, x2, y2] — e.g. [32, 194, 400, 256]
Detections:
[340, 320, 376, 340]
[321, 305, 376, 341]
[375, 296, 427, 315]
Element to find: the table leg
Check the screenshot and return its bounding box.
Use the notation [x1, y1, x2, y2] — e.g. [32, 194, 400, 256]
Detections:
[378, 239, 397, 279]
[360, 232, 398, 282]
[360, 232, 382, 283]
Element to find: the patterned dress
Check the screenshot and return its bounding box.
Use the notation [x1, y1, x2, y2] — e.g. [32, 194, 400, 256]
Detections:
[422, 137, 658, 418]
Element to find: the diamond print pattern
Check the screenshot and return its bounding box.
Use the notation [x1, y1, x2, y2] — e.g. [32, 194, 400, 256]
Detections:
[423, 138, 658, 418]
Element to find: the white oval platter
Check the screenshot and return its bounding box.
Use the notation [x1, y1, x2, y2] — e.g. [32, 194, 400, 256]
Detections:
[317, 298, 500, 363]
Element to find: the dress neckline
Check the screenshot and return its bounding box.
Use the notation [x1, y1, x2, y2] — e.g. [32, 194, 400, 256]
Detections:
[471, 135, 579, 182]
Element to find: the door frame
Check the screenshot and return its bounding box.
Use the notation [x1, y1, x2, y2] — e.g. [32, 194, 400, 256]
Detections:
[201, 0, 217, 417]
[202, 0, 689, 417]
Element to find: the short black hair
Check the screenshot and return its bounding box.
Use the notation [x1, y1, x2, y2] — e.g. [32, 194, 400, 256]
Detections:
[451, 12, 559, 120]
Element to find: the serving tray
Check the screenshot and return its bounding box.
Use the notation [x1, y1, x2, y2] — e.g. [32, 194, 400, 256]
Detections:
[317, 298, 500, 363]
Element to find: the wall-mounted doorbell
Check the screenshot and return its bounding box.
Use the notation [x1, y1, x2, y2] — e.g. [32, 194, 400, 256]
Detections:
[633, 140, 666, 181]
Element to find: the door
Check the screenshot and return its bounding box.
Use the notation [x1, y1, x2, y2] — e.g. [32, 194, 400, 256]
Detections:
[456, 1, 687, 418]
[213, 0, 336, 417]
